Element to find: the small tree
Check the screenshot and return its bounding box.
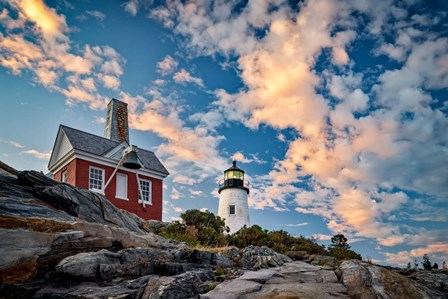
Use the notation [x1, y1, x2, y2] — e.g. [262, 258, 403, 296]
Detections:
[414, 259, 419, 270]
[422, 254, 432, 270]
[432, 262, 438, 270]
[328, 234, 361, 260]
[407, 262, 412, 270]
[443, 261, 447, 270]
[329, 234, 350, 250]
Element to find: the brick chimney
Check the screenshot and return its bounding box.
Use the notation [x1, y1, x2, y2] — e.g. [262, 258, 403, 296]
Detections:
[104, 99, 130, 144]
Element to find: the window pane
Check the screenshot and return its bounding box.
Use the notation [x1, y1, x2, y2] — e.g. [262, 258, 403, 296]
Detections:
[229, 205, 235, 215]
[139, 179, 152, 204]
[61, 170, 67, 183]
[89, 167, 104, 191]
[116, 174, 127, 199]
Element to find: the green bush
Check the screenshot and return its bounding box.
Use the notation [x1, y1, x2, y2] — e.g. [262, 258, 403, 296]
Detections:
[226, 225, 328, 255]
[156, 210, 360, 260]
[155, 209, 228, 247]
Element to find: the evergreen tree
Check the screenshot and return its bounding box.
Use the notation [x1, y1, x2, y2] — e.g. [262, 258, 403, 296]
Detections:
[432, 262, 438, 270]
[329, 234, 350, 250]
[422, 254, 432, 270]
[327, 234, 361, 260]
[406, 262, 411, 270]
[414, 259, 419, 270]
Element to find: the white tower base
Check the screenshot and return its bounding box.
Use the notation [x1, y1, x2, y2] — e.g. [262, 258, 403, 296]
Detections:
[218, 188, 249, 234]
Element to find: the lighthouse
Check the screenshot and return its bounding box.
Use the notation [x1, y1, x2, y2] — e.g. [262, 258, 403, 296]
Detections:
[218, 161, 250, 233]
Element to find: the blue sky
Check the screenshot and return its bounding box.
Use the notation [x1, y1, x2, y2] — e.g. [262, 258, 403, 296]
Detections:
[0, 0, 447, 267]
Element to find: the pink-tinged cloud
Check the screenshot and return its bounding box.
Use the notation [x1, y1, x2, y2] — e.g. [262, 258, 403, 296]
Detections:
[149, 0, 448, 249]
[173, 69, 204, 87]
[22, 149, 51, 159]
[0, 1, 125, 109]
[157, 55, 178, 76]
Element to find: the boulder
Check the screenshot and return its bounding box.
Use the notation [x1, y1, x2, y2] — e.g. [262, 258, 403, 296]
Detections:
[56, 247, 176, 279]
[202, 261, 348, 299]
[142, 269, 214, 298]
[239, 246, 292, 269]
[188, 250, 233, 268]
[56, 249, 121, 278]
[340, 260, 434, 299]
[407, 271, 448, 298]
[238, 268, 282, 283]
[201, 279, 262, 299]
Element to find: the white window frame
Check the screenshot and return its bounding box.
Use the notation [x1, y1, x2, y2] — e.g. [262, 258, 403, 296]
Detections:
[138, 178, 152, 205]
[115, 173, 128, 200]
[61, 170, 68, 183]
[89, 166, 105, 194]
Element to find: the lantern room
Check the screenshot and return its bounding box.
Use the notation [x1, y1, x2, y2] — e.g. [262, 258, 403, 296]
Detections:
[218, 161, 249, 194]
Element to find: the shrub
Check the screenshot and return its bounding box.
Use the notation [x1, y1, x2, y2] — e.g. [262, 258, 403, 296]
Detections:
[227, 225, 328, 255]
[155, 209, 228, 247]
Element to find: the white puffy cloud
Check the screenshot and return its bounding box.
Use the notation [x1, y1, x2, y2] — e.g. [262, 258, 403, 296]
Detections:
[0, 1, 125, 110]
[231, 152, 265, 164]
[173, 69, 204, 87]
[148, 0, 448, 250]
[157, 55, 178, 76]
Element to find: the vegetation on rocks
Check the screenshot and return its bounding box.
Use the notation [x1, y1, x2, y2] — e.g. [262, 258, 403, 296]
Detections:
[155, 209, 228, 247]
[227, 224, 327, 255]
[156, 209, 360, 261]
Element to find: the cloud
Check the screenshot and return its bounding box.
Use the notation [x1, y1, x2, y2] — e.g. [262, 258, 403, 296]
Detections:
[0, 138, 24, 148]
[93, 116, 106, 124]
[312, 234, 332, 241]
[148, 0, 448, 249]
[122, 90, 228, 185]
[123, 0, 139, 16]
[173, 206, 183, 213]
[171, 187, 181, 200]
[285, 222, 309, 227]
[0, 1, 125, 110]
[22, 149, 51, 160]
[157, 55, 178, 76]
[173, 69, 204, 87]
[232, 151, 265, 164]
[384, 243, 448, 266]
[86, 10, 105, 22]
[189, 189, 203, 196]
[1, 1, 228, 193]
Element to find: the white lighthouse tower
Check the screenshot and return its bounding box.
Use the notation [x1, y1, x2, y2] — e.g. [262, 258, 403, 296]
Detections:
[218, 161, 250, 234]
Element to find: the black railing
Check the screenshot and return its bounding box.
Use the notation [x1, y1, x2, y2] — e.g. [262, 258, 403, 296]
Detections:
[218, 178, 250, 190]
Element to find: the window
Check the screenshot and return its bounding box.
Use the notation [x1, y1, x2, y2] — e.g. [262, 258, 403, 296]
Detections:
[229, 205, 235, 215]
[139, 179, 152, 204]
[225, 170, 244, 180]
[89, 166, 104, 193]
[116, 173, 128, 200]
[61, 170, 67, 183]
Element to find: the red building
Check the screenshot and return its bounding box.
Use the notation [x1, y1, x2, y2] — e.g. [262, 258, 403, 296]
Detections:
[48, 99, 169, 220]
